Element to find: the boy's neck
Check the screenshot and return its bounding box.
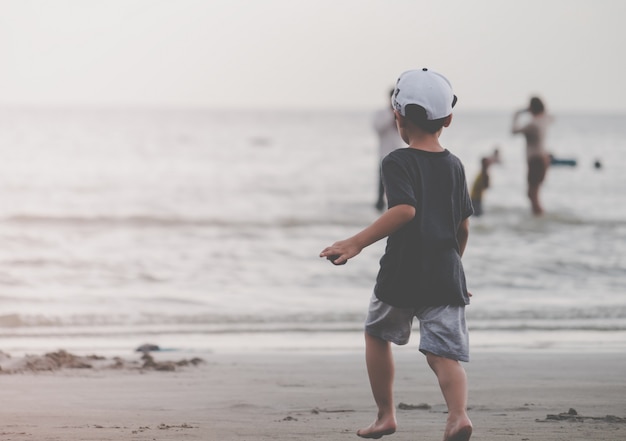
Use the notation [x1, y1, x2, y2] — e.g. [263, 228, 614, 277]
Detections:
[407, 131, 445, 153]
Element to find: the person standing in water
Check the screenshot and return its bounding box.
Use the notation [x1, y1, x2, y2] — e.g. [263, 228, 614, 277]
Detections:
[372, 88, 405, 211]
[511, 97, 552, 216]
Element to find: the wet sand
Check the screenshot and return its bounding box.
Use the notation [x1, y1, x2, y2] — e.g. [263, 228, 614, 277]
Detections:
[1, 348, 625, 440]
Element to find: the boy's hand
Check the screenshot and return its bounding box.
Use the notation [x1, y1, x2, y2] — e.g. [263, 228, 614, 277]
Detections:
[319, 239, 362, 266]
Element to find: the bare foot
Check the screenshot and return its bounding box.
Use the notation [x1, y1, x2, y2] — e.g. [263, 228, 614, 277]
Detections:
[444, 417, 472, 441]
[356, 418, 396, 439]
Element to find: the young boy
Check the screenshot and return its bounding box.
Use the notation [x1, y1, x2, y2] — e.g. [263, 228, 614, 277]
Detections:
[320, 68, 473, 441]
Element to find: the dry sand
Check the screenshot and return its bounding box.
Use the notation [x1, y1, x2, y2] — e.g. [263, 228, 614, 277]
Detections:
[1, 347, 625, 440]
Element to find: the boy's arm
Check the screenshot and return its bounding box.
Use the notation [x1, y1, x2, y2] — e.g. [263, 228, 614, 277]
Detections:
[320, 204, 415, 265]
[457, 217, 470, 257]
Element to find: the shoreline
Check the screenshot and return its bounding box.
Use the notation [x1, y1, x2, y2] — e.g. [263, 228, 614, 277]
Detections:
[1, 348, 625, 440]
[2, 326, 626, 359]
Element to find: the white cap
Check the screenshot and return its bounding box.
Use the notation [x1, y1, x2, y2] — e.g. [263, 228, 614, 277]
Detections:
[391, 68, 457, 120]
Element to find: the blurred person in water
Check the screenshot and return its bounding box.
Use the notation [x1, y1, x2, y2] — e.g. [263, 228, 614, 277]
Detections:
[470, 148, 500, 217]
[511, 96, 553, 216]
[372, 88, 405, 211]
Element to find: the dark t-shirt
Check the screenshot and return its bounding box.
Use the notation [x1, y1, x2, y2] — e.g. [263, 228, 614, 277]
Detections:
[374, 148, 473, 308]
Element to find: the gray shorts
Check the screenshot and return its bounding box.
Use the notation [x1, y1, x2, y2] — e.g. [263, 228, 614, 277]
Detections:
[365, 293, 469, 362]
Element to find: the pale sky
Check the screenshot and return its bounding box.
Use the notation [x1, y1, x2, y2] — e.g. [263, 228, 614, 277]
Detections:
[0, 0, 625, 112]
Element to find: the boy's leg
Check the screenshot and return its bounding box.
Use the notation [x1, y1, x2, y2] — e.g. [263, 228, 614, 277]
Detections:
[357, 332, 397, 438]
[426, 353, 472, 441]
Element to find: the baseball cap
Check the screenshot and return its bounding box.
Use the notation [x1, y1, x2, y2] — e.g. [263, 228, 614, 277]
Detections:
[391, 68, 457, 120]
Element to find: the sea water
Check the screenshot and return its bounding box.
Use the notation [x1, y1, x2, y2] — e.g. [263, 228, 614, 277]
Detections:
[0, 108, 624, 356]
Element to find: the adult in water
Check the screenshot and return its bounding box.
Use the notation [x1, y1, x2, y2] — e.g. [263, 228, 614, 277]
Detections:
[372, 88, 405, 211]
[511, 96, 553, 216]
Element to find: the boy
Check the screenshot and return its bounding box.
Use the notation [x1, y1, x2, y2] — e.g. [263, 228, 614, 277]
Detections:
[320, 68, 473, 441]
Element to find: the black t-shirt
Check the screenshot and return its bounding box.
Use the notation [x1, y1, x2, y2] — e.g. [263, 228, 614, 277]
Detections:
[374, 148, 474, 308]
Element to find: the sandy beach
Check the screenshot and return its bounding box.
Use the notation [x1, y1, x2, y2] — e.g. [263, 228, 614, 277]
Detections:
[1, 347, 625, 441]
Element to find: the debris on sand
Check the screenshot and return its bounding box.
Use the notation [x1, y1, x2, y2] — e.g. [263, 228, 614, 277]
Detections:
[140, 353, 204, 371]
[0, 350, 204, 374]
[398, 402, 432, 410]
[539, 408, 626, 423]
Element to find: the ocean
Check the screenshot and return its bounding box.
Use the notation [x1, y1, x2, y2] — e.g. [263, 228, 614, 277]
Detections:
[0, 108, 624, 356]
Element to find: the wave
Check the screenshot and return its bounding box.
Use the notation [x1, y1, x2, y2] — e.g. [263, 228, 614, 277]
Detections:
[472, 205, 626, 231]
[3, 308, 626, 332]
[5, 211, 626, 231]
[1, 323, 625, 340]
[1, 214, 369, 229]
[3, 214, 244, 228]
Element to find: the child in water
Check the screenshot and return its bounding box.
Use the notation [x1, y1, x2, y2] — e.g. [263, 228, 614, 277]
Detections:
[470, 148, 500, 216]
